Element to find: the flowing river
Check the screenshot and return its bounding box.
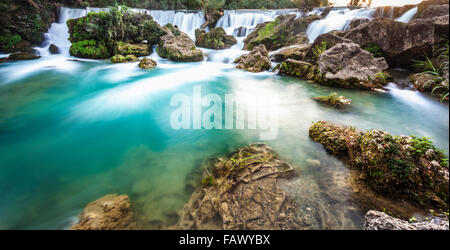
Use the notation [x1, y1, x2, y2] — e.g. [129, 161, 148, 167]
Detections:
[0, 7, 448, 229]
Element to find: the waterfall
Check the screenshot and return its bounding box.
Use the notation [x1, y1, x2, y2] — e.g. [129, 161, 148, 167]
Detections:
[306, 8, 376, 42]
[148, 10, 205, 38]
[396, 7, 418, 23]
[35, 7, 87, 56]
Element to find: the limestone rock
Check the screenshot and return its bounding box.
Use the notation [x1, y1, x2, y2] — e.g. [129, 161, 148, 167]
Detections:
[234, 44, 271, 73]
[138, 57, 157, 69]
[270, 44, 311, 62]
[364, 210, 449, 230]
[8, 52, 40, 60]
[195, 27, 237, 49]
[157, 25, 203, 62]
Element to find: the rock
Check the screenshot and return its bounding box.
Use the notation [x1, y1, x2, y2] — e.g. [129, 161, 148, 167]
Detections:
[138, 57, 157, 69]
[364, 210, 449, 230]
[312, 92, 352, 108]
[234, 44, 271, 73]
[419, 4, 449, 19]
[344, 17, 435, 67]
[317, 43, 389, 89]
[243, 14, 312, 51]
[417, 0, 450, 17]
[306, 33, 352, 60]
[270, 44, 311, 62]
[200, 8, 224, 30]
[278, 59, 313, 78]
[0, 38, 34, 54]
[346, 18, 370, 30]
[70, 194, 137, 230]
[8, 52, 40, 60]
[309, 121, 449, 210]
[157, 25, 203, 62]
[306, 159, 321, 167]
[49, 44, 59, 54]
[233, 26, 248, 37]
[113, 42, 151, 57]
[110, 54, 138, 63]
[195, 27, 237, 49]
[433, 15, 449, 38]
[174, 143, 301, 229]
[410, 73, 437, 91]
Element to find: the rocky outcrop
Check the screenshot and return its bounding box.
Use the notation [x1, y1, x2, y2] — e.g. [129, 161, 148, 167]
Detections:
[317, 43, 389, 89]
[138, 57, 157, 69]
[309, 121, 449, 210]
[175, 143, 301, 230]
[312, 92, 352, 108]
[433, 15, 449, 39]
[305, 33, 352, 60]
[364, 210, 449, 230]
[200, 8, 224, 30]
[71, 194, 138, 230]
[67, 9, 165, 59]
[346, 18, 370, 30]
[417, 2, 449, 19]
[409, 73, 437, 91]
[8, 52, 40, 60]
[243, 14, 312, 51]
[344, 17, 435, 67]
[278, 59, 313, 78]
[234, 44, 271, 72]
[157, 24, 203, 62]
[270, 44, 311, 62]
[49, 44, 59, 54]
[195, 28, 237, 49]
[110, 54, 138, 63]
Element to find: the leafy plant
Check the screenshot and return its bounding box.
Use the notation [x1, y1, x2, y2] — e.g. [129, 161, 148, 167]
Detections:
[363, 43, 383, 58]
[312, 41, 327, 61]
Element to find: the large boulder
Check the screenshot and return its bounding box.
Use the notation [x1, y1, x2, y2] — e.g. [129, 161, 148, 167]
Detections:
[113, 42, 151, 57]
[138, 57, 157, 69]
[234, 44, 271, 72]
[8, 52, 40, 60]
[243, 14, 312, 51]
[364, 210, 449, 230]
[346, 18, 370, 30]
[175, 143, 300, 230]
[195, 27, 237, 49]
[49, 44, 59, 54]
[270, 44, 311, 62]
[309, 121, 449, 210]
[70, 194, 138, 230]
[344, 17, 435, 66]
[306, 33, 352, 60]
[417, 2, 449, 18]
[157, 24, 203, 62]
[317, 43, 389, 89]
[278, 59, 314, 78]
[433, 15, 449, 39]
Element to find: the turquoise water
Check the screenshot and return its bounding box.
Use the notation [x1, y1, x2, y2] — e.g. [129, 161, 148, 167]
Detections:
[0, 50, 448, 229]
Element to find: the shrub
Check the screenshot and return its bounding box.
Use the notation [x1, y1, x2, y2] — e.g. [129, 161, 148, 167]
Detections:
[70, 40, 110, 59]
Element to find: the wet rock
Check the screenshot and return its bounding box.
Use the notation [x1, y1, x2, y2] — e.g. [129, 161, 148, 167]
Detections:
[364, 210, 449, 230]
[270, 44, 311, 62]
[312, 92, 352, 108]
[200, 8, 224, 30]
[409, 73, 437, 91]
[174, 143, 301, 230]
[417, 0, 449, 17]
[233, 26, 248, 37]
[305, 33, 352, 60]
[433, 15, 449, 38]
[114, 42, 151, 57]
[71, 194, 138, 230]
[157, 25, 203, 62]
[346, 18, 370, 30]
[317, 43, 389, 89]
[344, 17, 435, 67]
[195, 28, 237, 49]
[309, 121, 449, 210]
[8, 52, 40, 60]
[234, 44, 271, 73]
[110, 54, 138, 63]
[419, 4, 449, 19]
[49, 44, 59, 54]
[278, 59, 313, 78]
[138, 57, 157, 69]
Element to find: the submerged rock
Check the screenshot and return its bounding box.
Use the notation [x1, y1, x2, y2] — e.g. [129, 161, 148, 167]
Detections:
[138, 57, 157, 69]
[174, 143, 300, 229]
[309, 121, 449, 210]
[157, 24, 203, 62]
[8, 52, 40, 60]
[195, 28, 237, 49]
[113, 42, 151, 57]
[71, 194, 137, 230]
[312, 92, 352, 108]
[364, 210, 449, 230]
[234, 44, 271, 73]
[317, 43, 389, 89]
[49, 44, 59, 54]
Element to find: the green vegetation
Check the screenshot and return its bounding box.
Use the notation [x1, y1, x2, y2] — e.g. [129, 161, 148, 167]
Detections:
[69, 40, 110, 59]
[0, 34, 22, 51]
[363, 43, 383, 58]
[313, 92, 351, 107]
[374, 71, 390, 85]
[312, 41, 327, 61]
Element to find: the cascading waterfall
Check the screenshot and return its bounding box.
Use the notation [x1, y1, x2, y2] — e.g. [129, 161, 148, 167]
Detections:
[148, 10, 205, 38]
[306, 8, 376, 42]
[396, 7, 418, 23]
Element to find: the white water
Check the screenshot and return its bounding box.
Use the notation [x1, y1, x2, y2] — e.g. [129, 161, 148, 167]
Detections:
[148, 10, 205, 38]
[306, 8, 376, 42]
[396, 7, 418, 23]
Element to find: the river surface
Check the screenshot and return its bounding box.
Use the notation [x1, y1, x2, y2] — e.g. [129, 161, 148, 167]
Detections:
[0, 7, 448, 230]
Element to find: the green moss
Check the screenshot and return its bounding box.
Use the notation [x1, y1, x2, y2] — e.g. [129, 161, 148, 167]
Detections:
[0, 34, 21, 51]
[363, 42, 383, 57]
[70, 40, 110, 59]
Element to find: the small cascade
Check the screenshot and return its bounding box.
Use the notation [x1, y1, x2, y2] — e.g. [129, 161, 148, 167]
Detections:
[148, 10, 205, 38]
[216, 10, 277, 35]
[396, 7, 418, 23]
[35, 7, 87, 56]
[306, 8, 375, 42]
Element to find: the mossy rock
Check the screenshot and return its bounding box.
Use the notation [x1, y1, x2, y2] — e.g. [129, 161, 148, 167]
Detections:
[138, 57, 157, 69]
[110, 54, 138, 63]
[113, 42, 151, 57]
[195, 27, 237, 49]
[70, 40, 110, 59]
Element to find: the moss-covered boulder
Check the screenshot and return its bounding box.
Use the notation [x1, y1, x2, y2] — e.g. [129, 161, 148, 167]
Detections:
[67, 8, 166, 59]
[110, 54, 138, 63]
[8, 52, 40, 60]
[410, 73, 437, 91]
[138, 57, 157, 69]
[234, 44, 271, 73]
[113, 42, 151, 57]
[157, 24, 203, 62]
[278, 59, 313, 78]
[70, 40, 109, 59]
[312, 92, 352, 108]
[270, 44, 311, 62]
[243, 14, 312, 51]
[194, 28, 237, 49]
[309, 121, 449, 210]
